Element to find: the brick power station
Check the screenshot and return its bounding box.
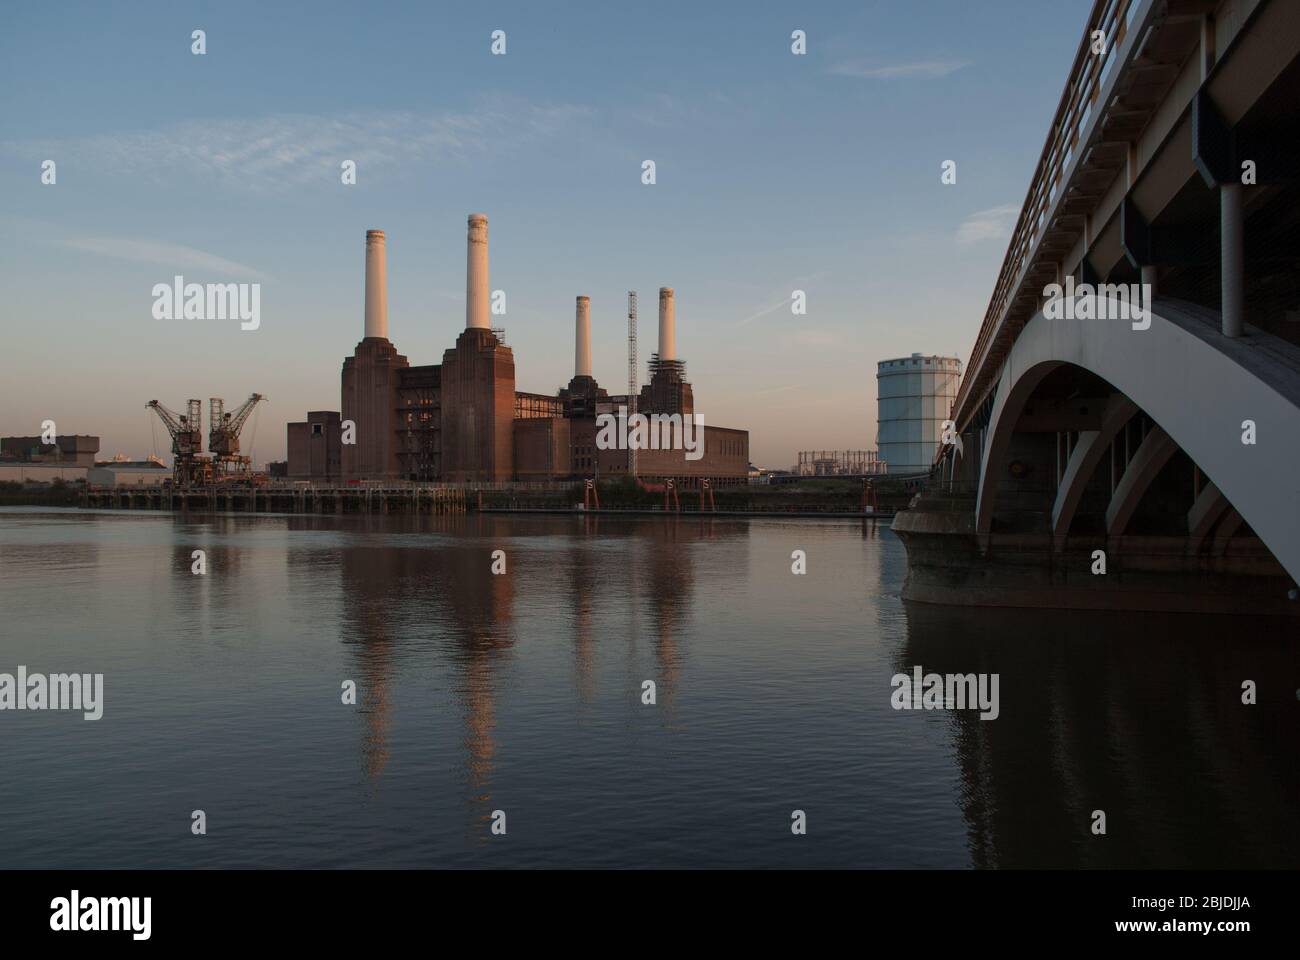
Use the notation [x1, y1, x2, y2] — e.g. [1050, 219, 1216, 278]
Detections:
[287, 215, 749, 485]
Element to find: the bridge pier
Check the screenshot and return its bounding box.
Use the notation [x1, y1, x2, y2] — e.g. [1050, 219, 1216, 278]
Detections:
[898, 300, 1299, 615]
[1220, 182, 1244, 338]
[1187, 481, 1229, 554]
[1104, 426, 1176, 537]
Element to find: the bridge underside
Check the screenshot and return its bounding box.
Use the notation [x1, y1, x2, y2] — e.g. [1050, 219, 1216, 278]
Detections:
[1083, 46, 1300, 351]
[894, 299, 1299, 616]
[902, 0, 1300, 615]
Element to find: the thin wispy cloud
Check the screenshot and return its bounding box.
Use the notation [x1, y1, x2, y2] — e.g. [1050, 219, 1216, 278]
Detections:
[2, 99, 590, 191]
[829, 59, 970, 80]
[738, 296, 793, 326]
[955, 204, 1019, 245]
[736, 272, 830, 326]
[62, 234, 269, 279]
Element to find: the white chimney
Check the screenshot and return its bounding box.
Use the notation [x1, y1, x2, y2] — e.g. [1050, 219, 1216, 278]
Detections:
[658, 287, 676, 360]
[466, 213, 490, 330]
[364, 230, 387, 339]
[575, 296, 592, 378]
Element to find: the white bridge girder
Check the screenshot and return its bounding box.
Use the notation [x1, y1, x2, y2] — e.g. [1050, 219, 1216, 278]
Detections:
[973, 298, 1300, 582]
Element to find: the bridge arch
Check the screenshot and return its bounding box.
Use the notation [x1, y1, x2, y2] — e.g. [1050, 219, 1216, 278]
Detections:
[973, 298, 1300, 582]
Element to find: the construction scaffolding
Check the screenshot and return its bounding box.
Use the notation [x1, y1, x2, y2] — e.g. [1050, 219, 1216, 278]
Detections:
[627, 291, 638, 478]
[797, 450, 886, 477]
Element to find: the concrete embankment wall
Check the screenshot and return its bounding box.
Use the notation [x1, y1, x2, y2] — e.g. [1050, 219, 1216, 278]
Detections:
[892, 506, 1298, 616]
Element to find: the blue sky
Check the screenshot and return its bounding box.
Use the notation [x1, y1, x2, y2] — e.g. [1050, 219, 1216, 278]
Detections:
[0, 1, 1086, 467]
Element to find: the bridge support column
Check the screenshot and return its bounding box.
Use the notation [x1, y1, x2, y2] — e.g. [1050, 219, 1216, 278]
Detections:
[1105, 425, 1177, 537]
[1052, 396, 1137, 548]
[1140, 264, 1157, 298]
[1187, 480, 1229, 554]
[1221, 182, 1244, 338]
[1215, 508, 1245, 555]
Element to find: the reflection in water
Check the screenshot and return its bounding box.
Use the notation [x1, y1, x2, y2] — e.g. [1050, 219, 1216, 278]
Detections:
[2, 507, 1293, 868]
[338, 515, 514, 828]
[446, 522, 514, 809]
[570, 521, 598, 704]
[560, 515, 714, 715]
[642, 518, 695, 715]
[335, 514, 712, 793]
[339, 538, 395, 781]
[900, 601, 1300, 868]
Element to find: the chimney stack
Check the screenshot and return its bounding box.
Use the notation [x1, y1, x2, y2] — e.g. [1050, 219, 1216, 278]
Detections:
[575, 296, 592, 378]
[658, 287, 676, 361]
[466, 213, 490, 330]
[364, 230, 387, 339]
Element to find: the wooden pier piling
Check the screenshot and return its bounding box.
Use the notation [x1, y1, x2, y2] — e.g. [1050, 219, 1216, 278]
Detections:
[82, 483, 468, 515]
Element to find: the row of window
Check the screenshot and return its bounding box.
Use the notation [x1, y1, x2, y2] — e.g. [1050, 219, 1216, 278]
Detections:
[878, 357, 961, 369]
[712, 436, 744, 457]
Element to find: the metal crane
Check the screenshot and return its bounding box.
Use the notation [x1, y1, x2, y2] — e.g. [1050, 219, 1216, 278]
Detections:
[146, 399, 209, 486]
[209, 393, 266, 479]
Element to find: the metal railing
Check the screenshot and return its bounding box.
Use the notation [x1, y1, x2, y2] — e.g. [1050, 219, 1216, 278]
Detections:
[955, 0, 1144, 423]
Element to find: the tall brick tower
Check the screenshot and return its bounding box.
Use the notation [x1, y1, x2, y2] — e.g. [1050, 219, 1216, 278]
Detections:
[440, 214, 515, 481]
[639, 287, 693, 415]
[342, 229, 409, 479]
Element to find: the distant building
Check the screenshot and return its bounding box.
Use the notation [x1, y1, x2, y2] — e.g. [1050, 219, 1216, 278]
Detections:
[86, 457, 169, 487]
[286, 411, 342, 480]
[0, 434, 99, 483]
[1, 434, 98, 466]
[876, 354, 961, 476]
[0, 463, 87, 483]
[290, 218, 750, 486]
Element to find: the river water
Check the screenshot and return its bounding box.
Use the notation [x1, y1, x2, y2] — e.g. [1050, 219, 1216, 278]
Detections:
[0, 507, 1294, 868]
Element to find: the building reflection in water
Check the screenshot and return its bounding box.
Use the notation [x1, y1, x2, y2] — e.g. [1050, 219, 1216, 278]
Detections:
[570, 517, 599, 705]
[331, 512, 754, 836]
[444, 516, 514, 809]
[337, 519, 400, 782]
[570, 514, 708, 715]
[639, 517, 702, 719]
[338, 514, 515, 815]
[899, 601, 1300, 868]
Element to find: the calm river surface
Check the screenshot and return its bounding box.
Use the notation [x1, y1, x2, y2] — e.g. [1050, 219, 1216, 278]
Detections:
[0, 507, 1295, 868]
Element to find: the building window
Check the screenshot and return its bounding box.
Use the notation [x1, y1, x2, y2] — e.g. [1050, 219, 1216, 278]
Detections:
[312, 423, 322, 437]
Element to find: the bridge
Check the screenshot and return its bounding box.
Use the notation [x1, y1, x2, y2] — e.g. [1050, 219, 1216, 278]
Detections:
[893, 0, 1300, 614]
